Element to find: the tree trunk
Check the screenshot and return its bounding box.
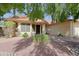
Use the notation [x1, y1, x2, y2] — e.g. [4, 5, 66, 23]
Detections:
[13, 8, 16, 17]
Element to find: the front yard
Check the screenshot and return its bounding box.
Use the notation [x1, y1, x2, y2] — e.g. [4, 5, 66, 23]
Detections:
[0, 35, 79, 56]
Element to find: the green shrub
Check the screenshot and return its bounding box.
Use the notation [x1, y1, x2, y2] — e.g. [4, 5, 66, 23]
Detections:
[32, 34, 49, 43]
[22, 33, 28, 38]
[4, 21, 16, 27]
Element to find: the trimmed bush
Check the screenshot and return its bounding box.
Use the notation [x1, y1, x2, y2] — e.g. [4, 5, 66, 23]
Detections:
[32, 34, 49, 43]
[22, 33, 28, 38]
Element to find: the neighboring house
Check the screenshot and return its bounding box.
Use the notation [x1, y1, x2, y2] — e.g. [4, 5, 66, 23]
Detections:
[5, 16, 48, 37]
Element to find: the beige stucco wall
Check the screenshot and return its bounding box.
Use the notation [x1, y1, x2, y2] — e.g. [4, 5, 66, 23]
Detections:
[72, 21, 79, 37]
[16, 21, 79, 37]
[47, 21, 71, 36]
[17, 23, 46, 37]
[42, 24, 46, 34]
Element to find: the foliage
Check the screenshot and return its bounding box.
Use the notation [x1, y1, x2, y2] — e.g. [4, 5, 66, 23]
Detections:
[45, 4, 67, 22]
[10, 3, 24, 12]
[0, 4, 11, 16]
[9, 3, 24, 16]
[22, 33, 28, 38]
[0, 3, 24, 17]
[4, 21, 16, 27]
[32, 34, 49, 43]
[25, 3, 44, 21]
[1, 3, 79, 22]
[25, 3, 79, 22]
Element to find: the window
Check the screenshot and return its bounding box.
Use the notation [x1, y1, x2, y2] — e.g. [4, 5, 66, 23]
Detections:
[21, 23, 30, 32]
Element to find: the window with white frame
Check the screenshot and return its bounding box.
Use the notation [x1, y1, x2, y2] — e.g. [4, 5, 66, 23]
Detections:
[21, 23, 30, 32]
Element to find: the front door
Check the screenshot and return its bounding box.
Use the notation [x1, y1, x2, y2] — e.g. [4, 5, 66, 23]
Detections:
[36, 25, 40, 34]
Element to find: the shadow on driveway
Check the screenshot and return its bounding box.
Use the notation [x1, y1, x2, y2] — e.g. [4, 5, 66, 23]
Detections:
[13, 37, 57, 56]
[13, 37, 33, 53]
[30, 42, 57, 56]
[13, 35, 79, 56]
[49, 35, 73, 56]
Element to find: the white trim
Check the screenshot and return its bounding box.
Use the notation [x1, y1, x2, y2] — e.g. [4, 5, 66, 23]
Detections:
[30, 24, 32, 36]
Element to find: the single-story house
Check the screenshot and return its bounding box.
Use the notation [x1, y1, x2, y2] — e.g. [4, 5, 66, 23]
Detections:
[1, 16, 79, 37]
[5, 16, 49, 37]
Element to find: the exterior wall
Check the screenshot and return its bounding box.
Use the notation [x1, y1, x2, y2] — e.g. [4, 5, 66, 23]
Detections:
[17, 23, 46, 37]
[17, 23, 21, 36]
[42, 24, 46, 34]
[30, 24, 32, 36]
[31, 25, 36, 36]
[72, 21, 79, 37]
[17, 21, 79, 37]
[47, 21, 71, 36]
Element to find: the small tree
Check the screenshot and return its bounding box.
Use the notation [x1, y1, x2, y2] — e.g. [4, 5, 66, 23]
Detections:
[4, 21, 16, 38]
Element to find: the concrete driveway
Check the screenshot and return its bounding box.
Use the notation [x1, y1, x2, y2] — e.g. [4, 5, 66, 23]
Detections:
[0, 36, 78, 56]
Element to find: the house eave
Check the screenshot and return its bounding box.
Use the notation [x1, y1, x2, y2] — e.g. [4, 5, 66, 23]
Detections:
[5, 16, 49, 25]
